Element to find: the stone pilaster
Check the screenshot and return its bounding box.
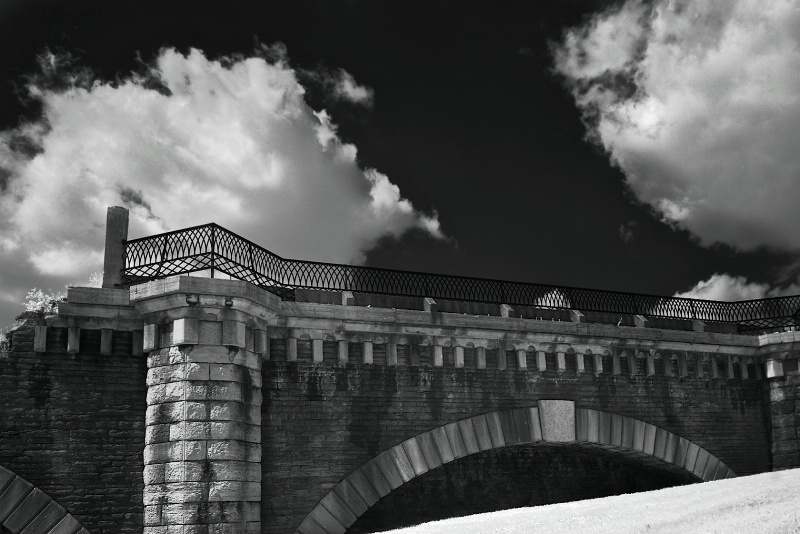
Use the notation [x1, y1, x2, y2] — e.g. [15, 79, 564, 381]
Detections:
[133, 277, 278, 534]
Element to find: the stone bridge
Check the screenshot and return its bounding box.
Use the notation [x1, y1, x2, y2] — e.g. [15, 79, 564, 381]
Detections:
[0, 209, 799, 533]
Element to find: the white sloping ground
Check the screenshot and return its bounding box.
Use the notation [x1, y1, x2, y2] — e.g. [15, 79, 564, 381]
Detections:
[376, 469, 800, 534]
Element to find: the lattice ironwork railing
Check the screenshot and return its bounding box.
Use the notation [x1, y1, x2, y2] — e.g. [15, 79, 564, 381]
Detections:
[122, 223, 800, 334]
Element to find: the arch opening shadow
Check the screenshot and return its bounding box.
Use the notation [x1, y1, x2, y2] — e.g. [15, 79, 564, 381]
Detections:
[347, 442, 697, 533]
[297, 401, 735, 534]
[0, 465, 89, 534]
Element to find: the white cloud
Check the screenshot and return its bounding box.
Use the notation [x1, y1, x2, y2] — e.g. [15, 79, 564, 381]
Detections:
[674, 273, 770, 301]
[674, 273, 800, 301]
[0, 47, 442, 322]
[332, 69, 374, 106]
[553, 0, 800, 252]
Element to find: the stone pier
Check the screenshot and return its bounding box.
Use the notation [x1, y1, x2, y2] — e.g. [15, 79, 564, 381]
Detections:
[135, 277, 275, 533]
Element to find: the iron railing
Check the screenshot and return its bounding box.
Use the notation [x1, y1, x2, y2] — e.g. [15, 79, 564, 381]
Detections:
[122, 223, 800, 334]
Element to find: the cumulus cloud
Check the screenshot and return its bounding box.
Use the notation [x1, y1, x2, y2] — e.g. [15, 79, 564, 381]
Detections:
[674, 273, 800, 301]
[553, 0, 800, 252]
[0, 47, 442, 318]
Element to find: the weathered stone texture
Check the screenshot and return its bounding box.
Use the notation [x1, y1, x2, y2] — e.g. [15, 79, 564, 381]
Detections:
[144, 343, 261, 533]
[767, 373, 800, 470]
[0, 321, 146, 533]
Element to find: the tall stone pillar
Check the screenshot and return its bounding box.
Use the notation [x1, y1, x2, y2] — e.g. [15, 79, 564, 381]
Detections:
[102, 206, 129, 289]
[132, 277, 277, 533]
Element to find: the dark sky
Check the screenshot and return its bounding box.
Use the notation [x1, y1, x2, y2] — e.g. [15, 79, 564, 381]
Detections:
[0, 0, 796, 326]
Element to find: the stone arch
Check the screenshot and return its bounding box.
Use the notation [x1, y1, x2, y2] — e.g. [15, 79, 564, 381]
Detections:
[0, 465, 89, 534]
[296, 400, 735, 534]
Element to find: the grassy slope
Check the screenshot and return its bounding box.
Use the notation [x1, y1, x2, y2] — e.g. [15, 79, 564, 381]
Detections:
[377, 469, 800, 534]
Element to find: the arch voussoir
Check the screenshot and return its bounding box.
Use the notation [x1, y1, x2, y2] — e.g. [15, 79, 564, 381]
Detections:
[297, 401, 736, 534]
[574, 408, 734, 482]
[0, 465, 89, 534]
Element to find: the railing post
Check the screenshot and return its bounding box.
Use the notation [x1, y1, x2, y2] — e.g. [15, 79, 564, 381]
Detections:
[210, 225, 216, 279]
[157, 234, 169, 278]
[248, 241, 255, 283]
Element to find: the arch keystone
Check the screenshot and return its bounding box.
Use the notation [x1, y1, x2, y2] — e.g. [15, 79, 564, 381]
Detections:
[538, 400, 575, 443]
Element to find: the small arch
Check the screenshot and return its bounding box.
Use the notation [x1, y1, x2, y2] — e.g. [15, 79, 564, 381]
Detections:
[297, 402, 735, 534]
[0, 465, 89, 533]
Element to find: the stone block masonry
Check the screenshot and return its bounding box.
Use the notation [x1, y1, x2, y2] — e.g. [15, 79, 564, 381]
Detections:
[143, 343, 262, 532]
[133, 278, 273, 534]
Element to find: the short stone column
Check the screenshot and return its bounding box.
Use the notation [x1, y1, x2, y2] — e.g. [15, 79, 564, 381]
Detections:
[454, 346, 464, 368]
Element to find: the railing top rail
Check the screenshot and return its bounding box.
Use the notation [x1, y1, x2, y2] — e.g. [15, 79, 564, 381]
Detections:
[121, 223, 800, 331]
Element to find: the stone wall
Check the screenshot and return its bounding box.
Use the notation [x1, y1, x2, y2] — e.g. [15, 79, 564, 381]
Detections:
[0, 320, 146, 533]
[261, 359, 770, 534]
